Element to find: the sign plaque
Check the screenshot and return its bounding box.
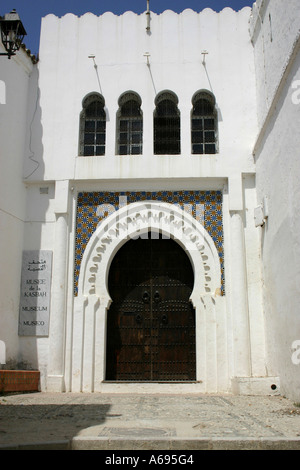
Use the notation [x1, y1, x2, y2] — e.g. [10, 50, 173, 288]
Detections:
[18, 251, 52, 336]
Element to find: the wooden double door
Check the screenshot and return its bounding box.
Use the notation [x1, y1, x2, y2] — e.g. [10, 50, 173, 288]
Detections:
[106, 233, 196, 381]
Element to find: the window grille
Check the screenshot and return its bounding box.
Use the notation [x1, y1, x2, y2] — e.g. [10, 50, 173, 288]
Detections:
[117, 93, 143, 155]
[154, 92, 180, 155]
[191, 91, 217, 154]
[80, 94, 106, 156]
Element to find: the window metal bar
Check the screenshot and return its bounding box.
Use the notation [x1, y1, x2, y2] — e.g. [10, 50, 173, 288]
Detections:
[154, 98, 181, 155]
[81, 97, 106, 156]
[117, 98, 143, 155]
[191, 97, 217, 155]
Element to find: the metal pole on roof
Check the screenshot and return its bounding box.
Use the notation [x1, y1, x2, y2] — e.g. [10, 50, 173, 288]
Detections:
[146, 0, 151, 33]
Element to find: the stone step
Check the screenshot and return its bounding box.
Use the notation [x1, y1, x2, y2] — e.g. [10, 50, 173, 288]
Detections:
[2, 437, 300, 451]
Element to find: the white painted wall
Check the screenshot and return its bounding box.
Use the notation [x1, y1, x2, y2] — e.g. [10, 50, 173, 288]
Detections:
[0, 6, 282, 395]
[250, 0, 300, 126]
[0, 47, 34, 367]
[250, 0, 300, 401]
[19, 7, 272, 393]
[0, 3, 295, 397]
[25, 8, 257, 184]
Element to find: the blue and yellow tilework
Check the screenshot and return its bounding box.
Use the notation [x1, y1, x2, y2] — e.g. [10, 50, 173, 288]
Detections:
[74, 190, 224, 295]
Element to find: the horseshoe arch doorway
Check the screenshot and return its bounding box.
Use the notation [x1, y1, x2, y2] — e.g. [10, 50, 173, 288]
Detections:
[105, 232, 196, 382]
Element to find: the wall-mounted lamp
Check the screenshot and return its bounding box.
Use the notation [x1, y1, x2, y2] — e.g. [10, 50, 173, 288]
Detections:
[0, 9, 27, 59]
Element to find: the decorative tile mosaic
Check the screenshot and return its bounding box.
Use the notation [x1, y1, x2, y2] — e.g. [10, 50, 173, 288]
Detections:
[74, 191, 224, 296]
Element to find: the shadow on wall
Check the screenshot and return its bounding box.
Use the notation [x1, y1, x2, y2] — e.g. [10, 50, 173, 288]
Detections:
[24, 66, 44, 180]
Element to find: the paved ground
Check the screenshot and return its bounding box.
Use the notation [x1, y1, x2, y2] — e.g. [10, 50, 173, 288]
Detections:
[0, 392, 300, 450]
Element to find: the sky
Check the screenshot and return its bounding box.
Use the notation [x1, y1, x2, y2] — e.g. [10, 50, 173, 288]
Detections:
[0, 0, 254, 56]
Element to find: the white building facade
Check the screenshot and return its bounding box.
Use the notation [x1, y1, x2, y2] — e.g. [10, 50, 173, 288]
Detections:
[0, 0, 299, 400]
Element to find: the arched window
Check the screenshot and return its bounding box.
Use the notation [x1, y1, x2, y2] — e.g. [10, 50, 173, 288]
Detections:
[79, 93, 106, 156]
[154, 91, 180, 155]
[191, 90, 218, 154]
[117, 92, 143, 155]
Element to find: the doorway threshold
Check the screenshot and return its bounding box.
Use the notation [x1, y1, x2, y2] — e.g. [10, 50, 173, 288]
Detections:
[104, 381, 201, 384]
[97, 381, 206, 394]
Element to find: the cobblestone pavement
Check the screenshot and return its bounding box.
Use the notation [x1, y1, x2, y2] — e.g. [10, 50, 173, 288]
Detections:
[0, 392, 300, 450]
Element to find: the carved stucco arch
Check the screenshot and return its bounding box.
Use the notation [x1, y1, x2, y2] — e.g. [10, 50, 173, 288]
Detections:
[77, 201, 222, 306]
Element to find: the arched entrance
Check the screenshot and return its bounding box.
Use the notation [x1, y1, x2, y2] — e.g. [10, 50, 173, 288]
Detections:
[72, 201, 228, 393]
[106, 232, 196, 381]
